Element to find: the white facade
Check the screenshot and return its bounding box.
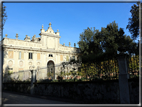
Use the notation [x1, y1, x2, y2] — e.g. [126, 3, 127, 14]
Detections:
[2, 23, 80, 80]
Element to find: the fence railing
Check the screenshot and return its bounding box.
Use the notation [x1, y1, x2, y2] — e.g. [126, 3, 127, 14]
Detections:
[77, 54, 140, 80]
[3, 54, 140, 83]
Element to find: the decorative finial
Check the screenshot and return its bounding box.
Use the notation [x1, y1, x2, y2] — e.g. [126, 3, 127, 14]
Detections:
[26, 35, 28, 38]
[74, 43, 76, 47]
[63, 43, 65, 46]
[57, 29, 59, 32]
[34, 35, 36, 38]
[49, 22, 51, 27]
[5, 34, 7, 38]
[16, 33, 18, 39]
[42, 24, 44, 29]
[69, 42, 71, 47]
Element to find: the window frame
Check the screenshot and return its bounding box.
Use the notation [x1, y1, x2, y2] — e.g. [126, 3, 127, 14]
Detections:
[29, 52, 33, 59]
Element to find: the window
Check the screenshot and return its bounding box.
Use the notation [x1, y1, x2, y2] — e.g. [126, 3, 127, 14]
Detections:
[19, 51, 21, 59]
[49, 54, 53, 57]
[29, 53, 33, 59]
[19, 51, 24, 59]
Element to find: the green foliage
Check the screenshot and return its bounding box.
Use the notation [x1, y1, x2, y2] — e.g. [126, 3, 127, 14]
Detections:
[64, 72, 71, 76]
[55, 71, 64, 77]
[129, 55, 140, 71]
[78, 21, 136, 64]
[1, 5, 7, 28]
[8, 70, 13, 75]
[126, 3, 142, 40]
[70, 70, 77, 76]
[78, 27, 103, 62]
[101, 21, 136, 55]
[47, 72, 54, 77]
[80, 58, 119, 79]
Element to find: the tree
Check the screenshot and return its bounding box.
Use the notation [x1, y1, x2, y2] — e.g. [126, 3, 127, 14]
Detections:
[2, 5, 7, 28]
[78, 21, 137, 79]
[0, 5, 7, 40]
[101, 21, 136, 57]
[0, 5, 7, 29]
[126, 2, 142, 40]
[78, 27, 103, 63]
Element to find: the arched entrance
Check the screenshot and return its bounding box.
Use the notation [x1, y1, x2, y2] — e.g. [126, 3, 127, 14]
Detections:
[47, 60, 55, 80]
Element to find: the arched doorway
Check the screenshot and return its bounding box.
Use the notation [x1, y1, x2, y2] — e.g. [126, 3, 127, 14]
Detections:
[47, 60, 55, 80]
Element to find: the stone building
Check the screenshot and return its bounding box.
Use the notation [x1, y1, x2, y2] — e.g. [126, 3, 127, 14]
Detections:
[2, 22, 81, 80]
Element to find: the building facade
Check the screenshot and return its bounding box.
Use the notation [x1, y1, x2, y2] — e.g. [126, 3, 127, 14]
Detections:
[2, 23, 81, 80]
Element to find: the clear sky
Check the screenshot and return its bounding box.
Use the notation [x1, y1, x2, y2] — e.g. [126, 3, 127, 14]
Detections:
[3, 1, 139, 48]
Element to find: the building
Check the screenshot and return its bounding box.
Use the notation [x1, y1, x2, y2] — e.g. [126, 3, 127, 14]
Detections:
[2, 22, 81, 81]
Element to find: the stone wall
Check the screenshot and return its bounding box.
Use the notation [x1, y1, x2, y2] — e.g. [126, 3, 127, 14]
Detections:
[2, 78, 139, 104]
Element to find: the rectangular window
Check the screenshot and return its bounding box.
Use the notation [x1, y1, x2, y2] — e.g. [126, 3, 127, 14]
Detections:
[37, 53, 40, 60]
[19, 51, 21, 59]
[29, 53, 33, 59]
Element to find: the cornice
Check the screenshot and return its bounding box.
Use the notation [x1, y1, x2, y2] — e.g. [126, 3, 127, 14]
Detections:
[2, 38, 42, 44]
[2, 45, 80, 55]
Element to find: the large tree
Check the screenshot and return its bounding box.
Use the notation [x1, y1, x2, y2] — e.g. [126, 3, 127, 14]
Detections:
[78, 21, 137, 63]
[78, 27, 103, 63]
[126, 2, 142, 40]
[101, 21, 137, 57]
[78, 21, 137, 78]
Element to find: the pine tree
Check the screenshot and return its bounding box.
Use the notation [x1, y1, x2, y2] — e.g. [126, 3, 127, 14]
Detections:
[126, 2, 142, 40]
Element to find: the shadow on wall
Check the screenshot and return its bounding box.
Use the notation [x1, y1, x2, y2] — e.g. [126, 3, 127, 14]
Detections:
[2, 60, 82, 83]
[3, 66, 31, 83]
[3, 65, 11, 82]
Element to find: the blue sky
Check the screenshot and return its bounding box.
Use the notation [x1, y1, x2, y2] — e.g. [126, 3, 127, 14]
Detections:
[3, 2, 139, 48]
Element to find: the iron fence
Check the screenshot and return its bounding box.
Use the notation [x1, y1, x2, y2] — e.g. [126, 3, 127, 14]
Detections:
[78, 53, 140, 80]
[3, 54, 140, 83]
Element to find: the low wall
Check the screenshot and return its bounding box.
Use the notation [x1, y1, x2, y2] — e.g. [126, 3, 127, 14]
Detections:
[2, 78, 139, 104]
